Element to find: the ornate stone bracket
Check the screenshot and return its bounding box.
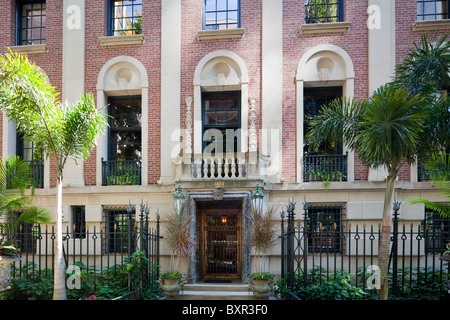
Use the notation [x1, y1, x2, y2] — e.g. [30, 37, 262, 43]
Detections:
[184, 97, 193, 154]
[248, 95, 257, 152]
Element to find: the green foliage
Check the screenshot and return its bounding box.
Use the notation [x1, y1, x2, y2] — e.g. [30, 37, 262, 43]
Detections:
[0, 239, 20, 256]
[1, 250, 161, 300]
[276, 268, 367, 300]
[160, 271, 183, 280]
[0, 51, 107, 177]
[0, 156, 51, 256]
[251, 272, 274, 281]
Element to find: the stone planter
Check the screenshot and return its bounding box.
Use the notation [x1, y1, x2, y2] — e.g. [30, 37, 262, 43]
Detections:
[440, 254, 450, 262]
[160, 278, 181, 299]
[0, 255, 20, 293]
[250, 279, 270, 299]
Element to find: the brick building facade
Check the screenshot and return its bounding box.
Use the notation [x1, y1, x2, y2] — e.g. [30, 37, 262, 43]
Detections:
[1, 0, 449, 281]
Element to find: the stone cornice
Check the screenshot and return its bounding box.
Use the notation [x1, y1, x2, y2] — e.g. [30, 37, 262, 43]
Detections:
[99, 34, 145, 47]
[197, 28, 245, 41]
[300, 21, 351, 35]
[413, 19, 450, 31]
[7, 44, 48, 55]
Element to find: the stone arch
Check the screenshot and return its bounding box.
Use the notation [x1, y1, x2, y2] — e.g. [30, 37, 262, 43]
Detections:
[96, 56, 149, 185]
[296, 44, 355, 183]
[192, 50, 249, 153]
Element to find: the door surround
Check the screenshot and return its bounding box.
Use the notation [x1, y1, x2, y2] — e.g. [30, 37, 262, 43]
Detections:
[186, 190, 252, 283]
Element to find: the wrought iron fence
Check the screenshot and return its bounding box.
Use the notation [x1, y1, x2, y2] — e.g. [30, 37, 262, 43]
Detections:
[280, 201, 450, 300]
[2, 206, 161, 298]
[101, 158, 142, 186]
[303, 152, 348, 182]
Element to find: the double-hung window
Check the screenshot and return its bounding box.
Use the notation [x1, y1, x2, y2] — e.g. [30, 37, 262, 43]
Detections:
[108, 0, 142, 36]
[17, 1, 46, 45]
[304, 0, 344, 24]
[203, 0, 240, 30]
[202, 91, 241, 154]
[417, 0, 449, 20]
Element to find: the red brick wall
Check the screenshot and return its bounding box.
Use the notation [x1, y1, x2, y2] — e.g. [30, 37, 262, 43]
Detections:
[83, 1, 162, 185]
[0, 0, 63, 187]
[282, 0, 370, 182]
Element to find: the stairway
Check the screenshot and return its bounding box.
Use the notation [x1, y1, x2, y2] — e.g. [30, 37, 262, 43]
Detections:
[176, 281, 259, 300]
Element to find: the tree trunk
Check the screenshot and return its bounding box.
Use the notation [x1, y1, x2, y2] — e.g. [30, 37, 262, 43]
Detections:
[377, 174, 396, 300]
[53, 175, 66, 300]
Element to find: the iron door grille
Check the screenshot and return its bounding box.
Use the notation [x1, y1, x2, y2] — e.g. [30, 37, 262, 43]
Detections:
[203, 213, 241, 278]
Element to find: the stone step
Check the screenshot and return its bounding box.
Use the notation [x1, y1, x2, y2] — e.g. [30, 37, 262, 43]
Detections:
[175, 281, 259, 300]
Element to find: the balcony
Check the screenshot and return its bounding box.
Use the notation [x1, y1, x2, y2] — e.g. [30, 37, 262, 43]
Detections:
[6, 160, 44, 189]
[174, 152, 260, 182]
[101, 158, 142, 186]
[303, 152, 348, 183]
[417, 153, 449, 182]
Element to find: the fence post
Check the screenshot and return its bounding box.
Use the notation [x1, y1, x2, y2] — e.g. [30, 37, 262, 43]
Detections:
[303, 201, 308, 288]
[280, 209, 285, 279]
[391, 200, 401, 297]
[286, 200, 296, 292]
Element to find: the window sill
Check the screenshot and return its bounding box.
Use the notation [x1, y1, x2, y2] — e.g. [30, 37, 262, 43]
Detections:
[7, 44, 48, 55]
[197, 28, 245, 41]
[300, 22, 351, 35]
[100, 34, 145, 47]
[413, 19, 450, 31]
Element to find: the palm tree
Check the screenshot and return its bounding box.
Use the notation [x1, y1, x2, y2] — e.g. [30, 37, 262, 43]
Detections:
[0, 51, 107, 300]
[306, 85, 425, 300]
[0, 155, 50, 245]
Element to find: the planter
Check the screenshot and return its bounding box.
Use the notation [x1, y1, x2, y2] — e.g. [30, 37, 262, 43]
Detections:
[160, 278, 181, 299]
[250, 279, 270, 299]
[440, 254, 450, 262]
[0, 255, 20, 293]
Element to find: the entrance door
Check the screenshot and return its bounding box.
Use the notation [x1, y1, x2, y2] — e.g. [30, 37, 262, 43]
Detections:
[198, 201, 242, 279]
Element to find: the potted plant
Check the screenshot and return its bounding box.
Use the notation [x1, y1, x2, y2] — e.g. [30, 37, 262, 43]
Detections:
[248, 199, 278, 299]
[158, 186, 195, 299]
[0, 156, 50, 293]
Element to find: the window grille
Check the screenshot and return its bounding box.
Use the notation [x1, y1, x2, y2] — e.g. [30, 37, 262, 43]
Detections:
[304, 0, 343, 24]
[8, 211, 40, 254]
[204, 0, 240, 30]
[102, 206, 137, 254]
[109, 0, 142, 36]
[18, 1, 46, 45]
[417, 0, 449, 21]
[423, 205, 449, 254]
[72, 206, 86, 239]
[305, 204, 345, 253]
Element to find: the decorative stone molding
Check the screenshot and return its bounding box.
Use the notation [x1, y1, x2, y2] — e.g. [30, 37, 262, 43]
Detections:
[300, 22, 351, 35]
[248, 95, 258, 152]
[99, 34, 145, 47]
[413, 19, 450, 31]
[7, 44, 48, 55]
[184, 96, 193, 154]
[197, 28, 245, 41]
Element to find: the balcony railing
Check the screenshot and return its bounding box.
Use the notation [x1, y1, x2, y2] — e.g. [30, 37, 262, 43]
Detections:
[101, 158, 142, 186]
[174, 152, 260, 182]
[6, 160, 44, 189]
[192, 153, 247, 180]
[417, 153, 449, 182]
[303, 152, 348, 183]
